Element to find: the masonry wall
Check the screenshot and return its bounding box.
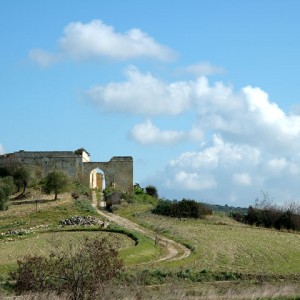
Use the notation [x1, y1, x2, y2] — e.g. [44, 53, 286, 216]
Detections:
[0, 151, 133, 193]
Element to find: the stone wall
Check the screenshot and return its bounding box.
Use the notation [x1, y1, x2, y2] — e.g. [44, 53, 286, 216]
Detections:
[0, 150, 133, 193]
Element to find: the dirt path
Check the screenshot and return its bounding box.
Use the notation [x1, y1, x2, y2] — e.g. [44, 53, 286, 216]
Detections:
[91, 192, 190, 263]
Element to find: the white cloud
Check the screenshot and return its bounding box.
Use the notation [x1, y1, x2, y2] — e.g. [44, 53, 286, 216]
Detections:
[155, 135, 300, 205]
[166, 170, 216, 191]
[168, 135, 261, 170]
[29, 49, 61, 67]
[87, 66, 193, 116]
[29, 19, 175, 66]
[233, 173, 252, 186]
[85, 66, 300, 205]
[129, 120, 203, 145]
[183, 62, 224, 76]
[0, 144, 5, 154]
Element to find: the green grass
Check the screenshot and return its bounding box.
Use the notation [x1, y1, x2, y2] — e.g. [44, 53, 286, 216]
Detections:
[116, 203, 300, 276]
[0, 230, 135, 276]
[0, 192, 160, 278]
[0, 196, 100, 233]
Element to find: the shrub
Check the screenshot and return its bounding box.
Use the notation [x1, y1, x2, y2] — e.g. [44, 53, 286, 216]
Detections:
[145, 185, 158, 198]
[12, 237, 124, 300]
[242, 205, 300, 231]
[0, 176, 16, 210]
[42, 171, 70, 200]
[152, 199, 212, 219]
[12, 165, 32, 195]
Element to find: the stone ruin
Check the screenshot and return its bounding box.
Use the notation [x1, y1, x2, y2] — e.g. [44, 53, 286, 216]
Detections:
[0, 148, 133, 193]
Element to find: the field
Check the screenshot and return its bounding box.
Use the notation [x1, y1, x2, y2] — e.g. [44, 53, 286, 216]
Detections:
[0, 194, 159, 277]
[1, 192, 300, 299]
[116, 202, 300, 275]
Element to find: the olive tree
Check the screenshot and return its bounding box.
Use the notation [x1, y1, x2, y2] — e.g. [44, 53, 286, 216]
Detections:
[43, 171, 70, 200]
[12, 165, 31, 195]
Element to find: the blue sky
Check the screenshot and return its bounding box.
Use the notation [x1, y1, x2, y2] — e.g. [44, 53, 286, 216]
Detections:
[1, 0, 300, 207]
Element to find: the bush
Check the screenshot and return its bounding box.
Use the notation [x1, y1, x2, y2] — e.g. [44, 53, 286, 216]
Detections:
[12, 237, 124, 300]
[152, 199, 212, 219]
[241, 205, 300, 231]
[145, 185, 158, 198]
[42, 171, 70, 200]
[12, 165, 32, 195]
[0, 176, 16, 211]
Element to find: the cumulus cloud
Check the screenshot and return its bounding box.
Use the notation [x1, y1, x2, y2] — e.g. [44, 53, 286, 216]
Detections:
[29, 19, 175, 66]
[158, 134, 300, 205]
[183, 62, 224, 76]
[87, 67, 300, 152]
[232, 173, 252, 186]
[165, 171, 216, 191]
[129, 120, 203, 145]
[85, 65, 300, 205]
[86, 66, 193, 116]
[29, 49, 61, 67]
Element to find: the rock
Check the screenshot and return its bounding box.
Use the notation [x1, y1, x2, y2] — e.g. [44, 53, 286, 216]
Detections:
[59, 216, 104, 227]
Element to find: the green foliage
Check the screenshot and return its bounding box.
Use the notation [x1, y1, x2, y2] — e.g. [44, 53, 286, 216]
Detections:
[74, 199, 96, 213]
[0, 167, 9, 178]
[152, 199, 212, 219]
[12, 165, 31, 195]
[71, 181, 91, 200]
[42, 171, 70, 200]
[130, 268, 244, 285]
[145, 185, 158, 198]
[11, 237, 124, 300]
[243, 206, 300, 231]
[133, 183, 144, 195]
[0, 176, 16, 211]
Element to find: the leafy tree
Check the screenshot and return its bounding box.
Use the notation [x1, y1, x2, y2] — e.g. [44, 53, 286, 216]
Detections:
[43, 171, 70, 200]
[12, 165, 31, 195]
[12, 237, 124, 300]
[145, 185, 158, 198]
[152, 199, 212, 219]
[0, 176, 16, 210]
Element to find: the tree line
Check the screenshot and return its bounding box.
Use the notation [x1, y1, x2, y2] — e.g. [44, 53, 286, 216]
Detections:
[0, 164, 70, 210]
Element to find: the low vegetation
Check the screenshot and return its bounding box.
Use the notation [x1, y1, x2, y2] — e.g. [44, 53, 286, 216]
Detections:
[231, 195, 300, 231]
[12, 237, 123, 300]
[152, 198, 212, 219]
[1, 181, 300, 299]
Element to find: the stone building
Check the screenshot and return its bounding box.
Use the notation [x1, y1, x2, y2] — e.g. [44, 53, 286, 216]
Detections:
[0, 148, 133, 192]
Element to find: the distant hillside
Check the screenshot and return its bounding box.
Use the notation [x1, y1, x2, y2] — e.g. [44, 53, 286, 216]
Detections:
[205, 203, 248, 214]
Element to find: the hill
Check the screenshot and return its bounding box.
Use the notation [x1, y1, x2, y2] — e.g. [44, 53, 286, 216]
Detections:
[1, 190, 300, 299]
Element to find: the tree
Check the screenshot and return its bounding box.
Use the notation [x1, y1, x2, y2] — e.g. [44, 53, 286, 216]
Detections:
[12, 165, 31, 195]
[145, 185, 158, 198]
[12, 237, 124, 300]
[43, 171, 70, 200]
[0, 176, 16, 210]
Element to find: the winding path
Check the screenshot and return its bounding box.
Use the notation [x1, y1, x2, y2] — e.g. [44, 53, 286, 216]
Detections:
[91, 192, 191, 262]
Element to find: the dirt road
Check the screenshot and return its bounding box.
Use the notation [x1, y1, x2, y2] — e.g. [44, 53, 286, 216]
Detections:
[91, 192, 191, 262]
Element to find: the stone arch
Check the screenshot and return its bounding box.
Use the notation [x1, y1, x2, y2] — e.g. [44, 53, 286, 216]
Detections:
[82, 157, 133, 193]
[89, 168, 106, 190]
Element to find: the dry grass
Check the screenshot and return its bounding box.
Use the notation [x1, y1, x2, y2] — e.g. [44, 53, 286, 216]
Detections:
[2, 282, 299, 300]
[117, 206, 300, 275]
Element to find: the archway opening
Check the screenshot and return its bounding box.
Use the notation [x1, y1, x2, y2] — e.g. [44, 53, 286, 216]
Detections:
[89, 168, 106, 190]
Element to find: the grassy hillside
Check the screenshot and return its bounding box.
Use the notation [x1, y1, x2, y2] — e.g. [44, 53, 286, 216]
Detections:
[116, 202, 300, 275]
[0, 191, 158, 277]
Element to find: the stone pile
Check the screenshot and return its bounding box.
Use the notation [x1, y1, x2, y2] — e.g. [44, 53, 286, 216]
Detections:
[1, 229, 31, 236]
[59, 216, 104, 227]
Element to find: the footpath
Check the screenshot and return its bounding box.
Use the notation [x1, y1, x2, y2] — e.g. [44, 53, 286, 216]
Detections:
[91, 191, 191, 262]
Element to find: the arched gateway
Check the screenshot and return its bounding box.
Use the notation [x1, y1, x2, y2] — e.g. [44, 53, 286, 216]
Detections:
[0, 149, 133, 193]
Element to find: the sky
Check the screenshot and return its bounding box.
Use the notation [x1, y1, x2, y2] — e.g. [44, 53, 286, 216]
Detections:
[1, 0, 300, 207]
